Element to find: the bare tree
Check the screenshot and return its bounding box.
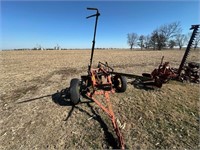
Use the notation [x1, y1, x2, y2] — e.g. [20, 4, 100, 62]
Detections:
[144, 35, 151, 49]
[193, 32, 200, 49]
[176, 34, 187, 50]
[150, 30, 167, 50]
[157, 33, 167, 50]
[160, 21, 182, 40]
[127, 33, 138, 50]
[168, 40, 176, 49]
[149, 30, 158, 50]
[127, 22, 182, 50]
[138, 35, 145, 50]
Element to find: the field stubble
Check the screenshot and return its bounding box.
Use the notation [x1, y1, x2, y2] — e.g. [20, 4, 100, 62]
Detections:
[0, 49, 199, 149]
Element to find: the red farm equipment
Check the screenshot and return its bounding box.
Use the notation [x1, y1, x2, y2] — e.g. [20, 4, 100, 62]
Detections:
[66, 8, 127, 149]
[112, 24, 200, 88]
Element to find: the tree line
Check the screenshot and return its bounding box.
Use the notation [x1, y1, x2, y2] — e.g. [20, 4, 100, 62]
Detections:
[127, 22, 200, 50]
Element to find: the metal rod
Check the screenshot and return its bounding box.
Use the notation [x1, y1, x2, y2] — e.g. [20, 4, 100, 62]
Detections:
[111, 71, 152, 81]
[86, 8, 100, 73]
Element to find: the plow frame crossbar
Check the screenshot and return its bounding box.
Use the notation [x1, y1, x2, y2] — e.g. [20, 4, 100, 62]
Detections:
[90, 68, 112, 86]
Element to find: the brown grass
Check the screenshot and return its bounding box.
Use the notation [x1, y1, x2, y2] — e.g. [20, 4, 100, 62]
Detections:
[0, 49, 199, 149]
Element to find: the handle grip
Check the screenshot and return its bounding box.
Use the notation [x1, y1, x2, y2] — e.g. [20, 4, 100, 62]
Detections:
[86, 7, 100, 19]
[87, 7, 98, 11]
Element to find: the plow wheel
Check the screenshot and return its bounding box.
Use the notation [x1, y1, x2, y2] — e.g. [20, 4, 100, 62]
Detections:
[113, 75, 127, 92]
[69, 78, 82, 105]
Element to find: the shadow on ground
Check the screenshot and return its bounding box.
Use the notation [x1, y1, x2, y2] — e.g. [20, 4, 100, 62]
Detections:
[17, 88, 120, 149]
[128, 79, 160, 91]
[52, 89, 120, 149]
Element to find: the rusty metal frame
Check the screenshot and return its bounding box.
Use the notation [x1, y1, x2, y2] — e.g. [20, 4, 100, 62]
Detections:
[86, 66, 125, 149]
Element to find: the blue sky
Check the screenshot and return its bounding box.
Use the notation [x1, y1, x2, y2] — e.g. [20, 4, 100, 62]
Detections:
[1, 0, 200, 49]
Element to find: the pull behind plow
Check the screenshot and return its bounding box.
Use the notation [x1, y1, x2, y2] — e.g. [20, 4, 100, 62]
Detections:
[65, 8, 127, 149]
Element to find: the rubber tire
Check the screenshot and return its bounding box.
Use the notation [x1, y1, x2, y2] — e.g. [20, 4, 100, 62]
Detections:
[69, 78, 81, 105]
[113, 75, 127, 92]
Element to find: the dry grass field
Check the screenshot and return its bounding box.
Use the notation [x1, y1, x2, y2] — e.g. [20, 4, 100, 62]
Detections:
[0, 49, 199, 149]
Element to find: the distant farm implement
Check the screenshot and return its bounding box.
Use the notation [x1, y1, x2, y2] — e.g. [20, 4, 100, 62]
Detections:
[111, 24, 200, 87]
